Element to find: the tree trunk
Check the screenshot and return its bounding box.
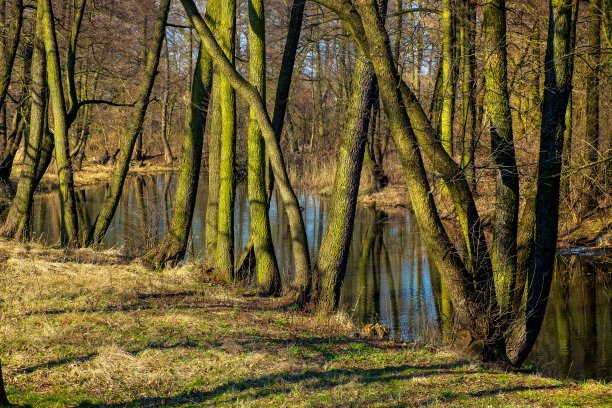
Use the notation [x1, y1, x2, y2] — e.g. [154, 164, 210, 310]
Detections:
[582, 0, 601, 215]
[161, 34, 174, 165]
[236, 0, 306, 288]
[215, 0, 237, 282]
[312, 49, 376, 314]
[205, 73, 222, 267]
[146, 43, 213, 268]
[440, 0, 456, 157]
[0, 361, 9, 407]
[87, 0, 171, 246]
[42, 0, 79, 245]
[459, 0, 476, 192]
[483, 0, 519, 322]
[247, 0, 281, 294]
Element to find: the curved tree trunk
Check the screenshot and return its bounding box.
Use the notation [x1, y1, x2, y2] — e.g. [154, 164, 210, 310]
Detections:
[146, 43, 213, 268]
[248, 0, 281, 294]
[87, 0, 171, 246]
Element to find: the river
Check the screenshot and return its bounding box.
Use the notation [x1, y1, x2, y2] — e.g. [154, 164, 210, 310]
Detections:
[31, 173, 612, 381]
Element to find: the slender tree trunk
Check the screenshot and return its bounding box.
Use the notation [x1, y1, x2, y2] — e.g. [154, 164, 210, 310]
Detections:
[483, 0, 519, 322]
[364, 84, 388, 192]
[42, 0, 79, 245]
[459, 0, 477, 191]
[146, 43, 213, 268]
[582, 0, 601, 215]
[87, 0, 170, 245]
[215, 0, 237, 282]
[0, 42, 31, 187]
[247, 0, 281, 294]
[440, 0, 456, 156]
[205, 74, 222, 266]
[312, 49, 376, 314]
[161, 34, 174, 165]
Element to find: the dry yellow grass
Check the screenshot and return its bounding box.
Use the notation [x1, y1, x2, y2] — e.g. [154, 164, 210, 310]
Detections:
[8, 163, 176, 193]
[0, 239, 610, 407]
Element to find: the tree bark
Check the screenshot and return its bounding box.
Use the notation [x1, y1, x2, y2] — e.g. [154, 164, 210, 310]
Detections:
[483, 0, 519, 322]
[247, 0, 281, 294]
[42, 0, 79, 245]
[582, 0, 601, 215]
[146, 43, 213, 268]
[312, 49, 376, 314]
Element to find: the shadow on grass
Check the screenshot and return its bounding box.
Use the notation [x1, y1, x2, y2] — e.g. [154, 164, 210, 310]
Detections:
[70, 362, 562, 407]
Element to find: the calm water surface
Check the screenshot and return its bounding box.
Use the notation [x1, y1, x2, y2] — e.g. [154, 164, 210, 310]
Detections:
[32, 173, 612, 381]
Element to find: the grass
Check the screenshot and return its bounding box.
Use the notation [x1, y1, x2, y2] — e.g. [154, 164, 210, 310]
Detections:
[0, 239, 610, 407]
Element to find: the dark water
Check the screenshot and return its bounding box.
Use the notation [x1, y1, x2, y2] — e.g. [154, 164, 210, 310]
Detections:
[32, 173, 612, 381]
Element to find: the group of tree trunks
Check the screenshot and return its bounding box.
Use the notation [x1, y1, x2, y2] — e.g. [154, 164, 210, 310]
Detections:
[0, 0, 607, 402]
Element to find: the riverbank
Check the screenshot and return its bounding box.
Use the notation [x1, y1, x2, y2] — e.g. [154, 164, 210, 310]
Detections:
[8, 162, 177, 194]
[0, 240, 610, 407]
[286, 149, 612, 249]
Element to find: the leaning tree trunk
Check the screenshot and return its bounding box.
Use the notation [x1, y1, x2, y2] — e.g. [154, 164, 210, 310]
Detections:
[146, 43, 213, 268]
[247, 0, 281, 294]
[0, 1, 46, 241]
[215, 0, 237, 283]
[312, 48, 376, 314]
[87, 0, 171, 246]
[181, 0, 312, 290]
[508, 0, 578, 367]
[42, 0, 79, 246]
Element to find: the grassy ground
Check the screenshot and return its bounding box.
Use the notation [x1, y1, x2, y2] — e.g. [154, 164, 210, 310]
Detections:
[0, 240, 610, 407]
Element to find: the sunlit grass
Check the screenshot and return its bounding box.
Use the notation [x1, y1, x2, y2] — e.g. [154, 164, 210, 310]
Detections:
[0, 239, 610, 407]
